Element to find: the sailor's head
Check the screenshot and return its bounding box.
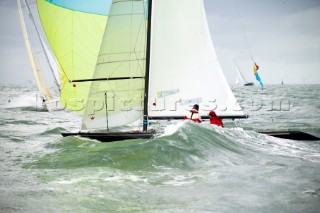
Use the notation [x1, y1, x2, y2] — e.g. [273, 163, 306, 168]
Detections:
[208, 111, 216, 117]
[192, 104, 199, 111]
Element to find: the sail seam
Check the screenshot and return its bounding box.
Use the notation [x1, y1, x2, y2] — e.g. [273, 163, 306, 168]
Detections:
[97, 58, 146, 65]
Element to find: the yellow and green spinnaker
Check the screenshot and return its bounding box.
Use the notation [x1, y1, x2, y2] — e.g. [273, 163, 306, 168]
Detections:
[36, 0, 111, 113]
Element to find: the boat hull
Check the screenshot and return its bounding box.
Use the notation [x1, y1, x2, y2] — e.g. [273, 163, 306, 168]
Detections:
[62, 130, 319, 142]
[46, 99, 62, 111]
[244, 82, 254, 86]
[259, 131, 320, 141]
[62, 131, 154, 142]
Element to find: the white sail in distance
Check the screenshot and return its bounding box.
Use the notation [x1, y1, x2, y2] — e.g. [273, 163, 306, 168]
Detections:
[18, 0, 61, 110]
[18, 0, 53, 101]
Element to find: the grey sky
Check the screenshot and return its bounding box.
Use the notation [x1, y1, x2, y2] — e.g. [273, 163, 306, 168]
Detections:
[0, 0, 319, 85]
[204, 0, 320, 84]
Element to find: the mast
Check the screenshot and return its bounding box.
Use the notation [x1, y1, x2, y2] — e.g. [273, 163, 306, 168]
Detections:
[143, 0, 152, 132]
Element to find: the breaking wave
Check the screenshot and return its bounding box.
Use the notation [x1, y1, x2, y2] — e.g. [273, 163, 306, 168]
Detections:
[26, 121, 320, 171]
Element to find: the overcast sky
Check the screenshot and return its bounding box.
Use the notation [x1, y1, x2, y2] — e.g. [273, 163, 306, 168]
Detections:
[0, 0, 319, 85]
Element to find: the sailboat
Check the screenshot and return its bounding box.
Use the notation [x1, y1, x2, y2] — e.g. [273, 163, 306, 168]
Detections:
[234, 60, 254, 86]
[17, 0, 61, 111]
[42, 0, 245, 142]
[32, 0, 319, 142]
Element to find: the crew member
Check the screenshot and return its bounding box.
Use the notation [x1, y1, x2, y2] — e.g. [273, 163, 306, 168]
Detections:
[184, 104, 202, 123]
[208, 110, 223, 127]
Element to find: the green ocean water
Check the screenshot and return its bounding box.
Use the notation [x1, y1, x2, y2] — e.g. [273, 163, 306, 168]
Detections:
[0, 84, 320, 212]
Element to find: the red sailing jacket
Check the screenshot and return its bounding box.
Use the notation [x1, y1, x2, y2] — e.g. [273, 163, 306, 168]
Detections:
[209, 116, 223, 127]
[208, 111, 223, 127]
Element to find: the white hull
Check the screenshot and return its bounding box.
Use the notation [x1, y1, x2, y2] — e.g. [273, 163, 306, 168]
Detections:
[45, 99, 63, 112]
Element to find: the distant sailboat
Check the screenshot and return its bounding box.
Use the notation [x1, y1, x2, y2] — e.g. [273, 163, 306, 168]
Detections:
[234, 60, 254, 86]
[55, 0, 247, 142]
[17, 0, 61, 111]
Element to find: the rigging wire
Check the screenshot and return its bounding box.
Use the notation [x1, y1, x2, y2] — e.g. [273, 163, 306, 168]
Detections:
[235, 2, 255, 63]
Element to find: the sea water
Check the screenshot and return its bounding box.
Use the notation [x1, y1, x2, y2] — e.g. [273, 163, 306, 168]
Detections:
[0, 84, 319, 212]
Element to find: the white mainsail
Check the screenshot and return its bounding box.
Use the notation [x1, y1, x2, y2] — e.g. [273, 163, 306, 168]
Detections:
[17, 0, 61, 110]
[148, 0, 244, 118]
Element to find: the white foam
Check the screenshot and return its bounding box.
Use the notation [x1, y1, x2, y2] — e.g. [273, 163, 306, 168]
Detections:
[162, 174, 199, 186]
[161, 121, 185, 136]
[4, 93, 44, 109]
